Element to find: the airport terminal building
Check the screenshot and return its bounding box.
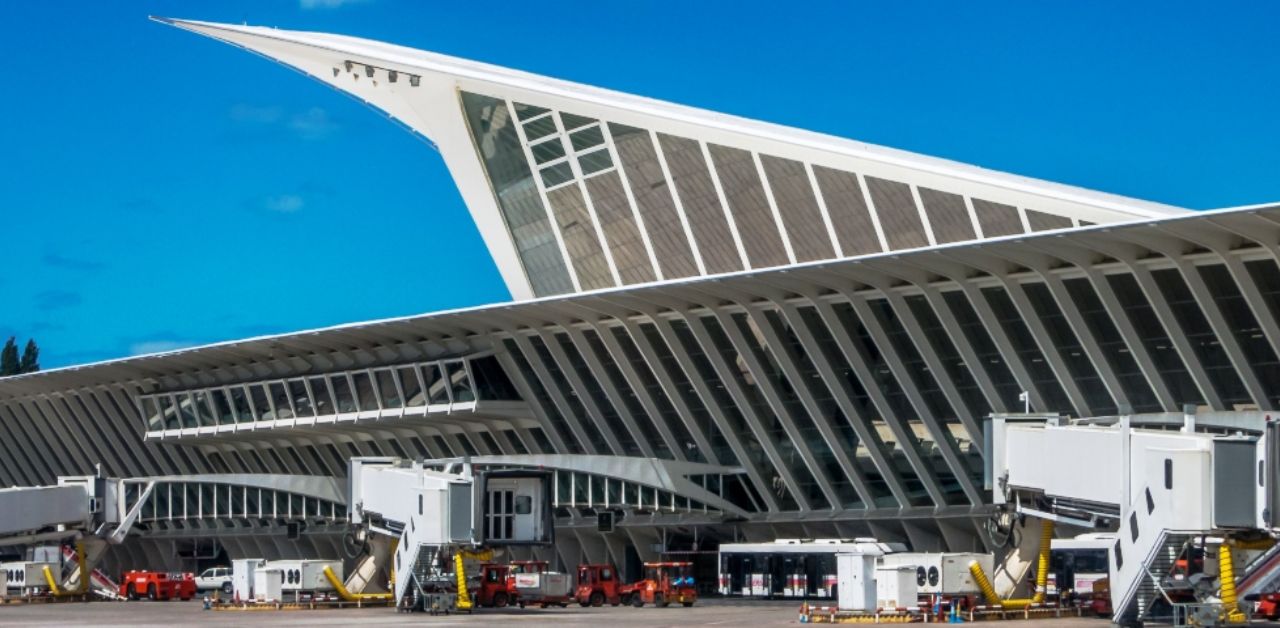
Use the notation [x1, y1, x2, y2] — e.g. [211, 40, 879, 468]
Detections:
[1, 18, 1279, 575]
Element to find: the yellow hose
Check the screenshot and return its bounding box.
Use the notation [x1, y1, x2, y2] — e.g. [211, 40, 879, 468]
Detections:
[323, 565, 391, 601]
[1033, 519, 1054, 603]
[453, 548, 495, 611]
[43, 542, 89, 597]
[968, 519, 1053, 609]
[455, 553, 471, 610]
[1219, 544, 1246, 623]
[969, 560, 1001, 605]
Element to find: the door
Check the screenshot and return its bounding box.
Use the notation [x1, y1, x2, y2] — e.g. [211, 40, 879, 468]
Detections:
[486, 489, 514, 541]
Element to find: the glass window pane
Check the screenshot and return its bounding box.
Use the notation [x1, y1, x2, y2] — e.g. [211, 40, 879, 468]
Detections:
[289, 379, 314, 418]
[178, 394, 198, 429]
[268, 382, 294, 419]
[530, 137, 566, 164]
[609, 123, 699, 279]
[332, 375, 356, 413]
[577, 148, 613, 175]
[142, 397, 161, 431]
[309, 377, 334, 416]
[446, 361, 475, 403]
[399, 366, 425, 407]
[560, 112, 596, 131]
[540, 161, 574, 188]
[229, 386, 253, 423]
[352, 371, 379, 411]
[570, 126, 604, 152]
[657, 133, 742, 274]
[470, 356, 521, 401]
[248, 384, 271, 422]
[547, 184, 614, 290]
[514, 103, 549, 121]
[461, 93, 573, 297]
[424, 363, 449, 405]
[522, 115, 557, 141]
[210, 389, 234, 426]
[375, 369, 402, 408]
[707, 143, 788, 268]
[192, 391, 217, 427]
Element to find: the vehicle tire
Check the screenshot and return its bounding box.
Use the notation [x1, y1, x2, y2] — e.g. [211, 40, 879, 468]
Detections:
[682, 601, 694, 607]
[631, 594, 644, 608]
[579, 599, 590, 608]
[590, 591, 604, 607]
[128, 586, 140, 601]
[517, 601, 525, 609]
[656, 593, 667, 608]
[559, 602, 568, 608]
[222, 582, 233, 596]
[493, 591, 509, 608]
[147, 584, 158, 601]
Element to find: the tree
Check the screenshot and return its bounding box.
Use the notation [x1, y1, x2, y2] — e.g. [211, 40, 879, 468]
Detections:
[19, 339, 39, 374]
[0, 337, 17, 376]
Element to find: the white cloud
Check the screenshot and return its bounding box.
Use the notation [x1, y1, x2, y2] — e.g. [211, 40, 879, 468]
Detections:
[300, 0, 370, 9]
[264, 194, 305, 213]
[130, 340, 198, 356]
[289, 107, 339, 140]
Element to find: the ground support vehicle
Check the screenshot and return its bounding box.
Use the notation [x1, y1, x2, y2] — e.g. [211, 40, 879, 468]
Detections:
[118, 570, 195, 601]
[622, 562, 697, 608]
[575, 563, 622, 606]
[472, 563, 513, 608]
[195, 566, 233, 595]
[510, 560, 572, 608]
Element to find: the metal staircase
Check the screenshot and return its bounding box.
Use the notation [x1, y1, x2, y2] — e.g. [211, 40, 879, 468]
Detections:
[1127, 533, 1197, 624]
[1110, 483, 1191, 627]
[1238, 541, 1280, 599]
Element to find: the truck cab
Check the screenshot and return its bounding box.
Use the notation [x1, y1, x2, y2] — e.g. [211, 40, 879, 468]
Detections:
[576, 563, 621, 607]
[473, 563, 513, 608]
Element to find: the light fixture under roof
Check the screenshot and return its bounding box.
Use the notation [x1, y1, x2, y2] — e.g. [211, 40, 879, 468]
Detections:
[364, 65, 375, 78]
[388, 70, 398, 83]
[409, 75, 420, 87]
[343, 60, 352, 72]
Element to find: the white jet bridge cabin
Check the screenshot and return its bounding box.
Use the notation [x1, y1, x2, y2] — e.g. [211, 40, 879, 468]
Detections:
[988, 410, 1280, 626]
[347, 457, 553, 612]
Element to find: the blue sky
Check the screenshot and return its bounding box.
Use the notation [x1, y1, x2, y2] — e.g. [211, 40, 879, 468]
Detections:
[3, 1, 1278, 368]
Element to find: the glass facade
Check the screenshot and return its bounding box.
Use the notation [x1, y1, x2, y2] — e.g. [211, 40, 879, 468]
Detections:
[460, 91, 1080, 296]
[461, 92, 574, 296]
[140, 355, 507, 435]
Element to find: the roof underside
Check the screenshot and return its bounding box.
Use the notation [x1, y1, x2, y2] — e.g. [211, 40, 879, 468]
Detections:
[3, 203, 1276, 399]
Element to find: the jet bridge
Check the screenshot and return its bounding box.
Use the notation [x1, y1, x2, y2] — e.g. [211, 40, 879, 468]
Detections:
[347, 457, 553, 611]
[988, 411, 1280, 626]
[0, 476, 116, 545]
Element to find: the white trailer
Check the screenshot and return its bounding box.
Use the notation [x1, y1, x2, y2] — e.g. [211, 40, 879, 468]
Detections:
[264, 559, 342, 594]
[2, 561, 56, 595]
[878, 552, 992, 596]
